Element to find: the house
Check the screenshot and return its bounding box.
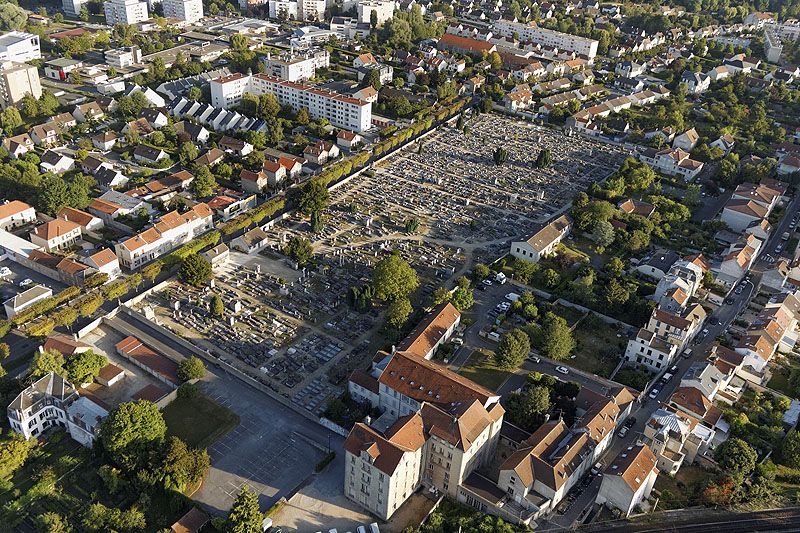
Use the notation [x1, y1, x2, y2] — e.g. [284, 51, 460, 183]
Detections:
[123, 118, 155, 137]
[170, 508, 209, 533]
[261, 160, 286, 188]
[2, 133, 33, 159]
[6, 372, 108, 447]
[207, 193, 257, 221]
[641, 407, 715, 475]
[636, 251, 679, 280]
[219, 136, 253, 157]
[139, 107, 169, 129]
[40, 150, 75, 174]
[29, 219, 82, 252]
[638, 147, 704, 181]
[96, 363, 125, 387]
[618, 199, 655, 218]
[201, 243, 230, 269]
[58, 207, 103, 233]
[615, 60, 646, 78]
[72, 101, 105, 123]
[92, 131, 118, 151]
[231, 227, 269, 254]
[278, 156, 303, 180]
[43, 58, 82, 81]
[509, 215, 571, 263]
[396, 302, 461, 360]
[29, 123, 60, 147]
[82, 248, 121, 280]
[174, 121, 210, 144]
[672, 128, 699, 152]
[49, 112, 77, 130]
[0, 200, 35, 230]
[353, 52, 377, 68]
[3, 284, 52, 319]
[731, 182, 781, 213]
[680, 70, 710, 94]
[133, 145, 168, 164]
[710, 134, 735, 155]
[465, 74, 485, 93]
[337, 130, 362, 151]
[779, 154, 800, 176]
[303, 140, 340, 165]
[240, 169, 269, 194]
[41, 335, 92, 357]
[721, 199, 769, 232]
[595, 444, 658, 517]
[194, 147, 225, 167]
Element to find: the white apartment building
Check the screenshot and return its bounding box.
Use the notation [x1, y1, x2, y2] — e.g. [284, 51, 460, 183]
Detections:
[104, 0, 150, 26]
[765, 28, 783, 63]
[299, 0, 326, 20]
[7, 372, 108, 447]
[269, 0, 299, 20]
[263, 50, 330, 82]
[493, 20, 599, 59]
[0, 62, 41, 109]
[114, 203, 213, 269]
[357, 0, 396, 26]
[210, 72, 372, 132]
[63, 0, 88, 17]
[105, 46, 142, 69]
[0, 32, 41, 62]
[163, 0, 204, 23]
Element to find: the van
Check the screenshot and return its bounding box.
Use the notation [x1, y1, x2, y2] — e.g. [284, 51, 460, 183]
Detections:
[661, 372, 673, 382]
[496, 272, 507, 284]
[505, 292, 521, 302]
[682, 348, 692, 359]
[487, 331, 501, 342]
[783, 232, 791, 241]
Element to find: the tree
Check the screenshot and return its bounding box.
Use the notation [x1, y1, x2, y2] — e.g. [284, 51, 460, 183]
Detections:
[35, 512, 70, 533]
[284, 236, 313, 266]
[38, 176, 70, 216]
[542, 268, 560, 288]
[29, 349, 65, 379]
[0, 3, 27, 31]
[178, 142, 199, 166]
[227, 485, 264, 533]
[230, 34, 248, 51]
[535, 148, 552, 169]
[297, 179, 329, 217]
[179, 254, 212, 287]
[605, 256, 625, 277]
[187, 86, 202, 101]
[505, 385, 550, 430]
[780, 428, 800, 468]
[591, 220, 615, 247]
[404, 217, 420, 233]
[604, 278, 630, 307]
[211, 294, 224, 318]
[451, 287, 474, 311]
[472, 263, 491, 282]
[432, 287, 451, 305]
[178, 356, 205, 381]
[0, 106, 22, 134]
[100, 400, 167, 470]
[494, 329, 530, 370]
[365, 68, 382, 91]
[540, 312, 575, 360]
[715, 437, 757, 477]
[0, 432, 34, 482]
[370, 8, 378, 29]
[385, 297, 412, 330]
[64, 350, 107, 385]
[162, 436, 210, 491]
[0, 343, 9, 359]
[492, 146, 508, 166]
[372, 254, 419, 301]
[258, 93, 280, 118]
[142, 261, 162, 283]
[192, 166, 217, 198]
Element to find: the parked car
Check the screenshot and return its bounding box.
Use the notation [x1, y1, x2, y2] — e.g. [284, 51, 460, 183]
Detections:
[0, 267, 11, 278]
[617, 426, 629, 438]
[649, 388, 660, 399]
[18, 278, 33, 287]
[590, 462, 603, 475]
[624, 416, 637, 428]
[527, 354, 540, 363]
[481, 279, 493, 286]
[555, 366, 569, 375]
[669, 365, 679, 374]
[682, 348, 692, 359]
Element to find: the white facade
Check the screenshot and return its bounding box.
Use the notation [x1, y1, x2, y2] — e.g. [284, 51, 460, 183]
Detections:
[105, 46, 142, 69]
[263, 50, 329, 82]
[357, 0, 395, 25]
[63, 0, 89, 16]
[163, 0, 204, 23]
[0, 201, 36, 231]
[0, 32, 41, 62]
[104, 0, 149, 25]
[0, 62, 41, 109]
[210, 72, 372, 132]
[765, 29, 783, 63]
[493, 20, 599, 58]
[299, 0, 326, 20]
[269, 0, 299, 20]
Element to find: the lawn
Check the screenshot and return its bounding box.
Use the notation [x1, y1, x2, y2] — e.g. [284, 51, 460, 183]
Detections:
[566, 314, 625, 378]
[458, 349, 513, 392]
[162, 392, 240, 449]
[768, 366, 795, 398]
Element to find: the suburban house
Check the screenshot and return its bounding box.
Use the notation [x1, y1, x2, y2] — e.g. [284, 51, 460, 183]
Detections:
[337, 130, 362, 151]
[641, 407, 716, 475]
[29, 219, 82, 252]
[720, 199, 769, 232]
[6, 372, 108, 447]
[240, 169, 269, 194]
[133, 145, 168, 164]
[40, 150, 75, 174]
[3, 133, 34, 159]
[635, 251, 679, 281]
[195, 147, 225, 167]
[0, 200, 36, 230]
[509, 215, 571, 263]
[595, 444, 658, 517]
[72, 101, 105, 123]
[710, 134, 735, 155]
[207, 193, 257, 221]
[672, 128, 700, 151]
[731, 182, 781, 213]
[219, 136, 253, 156]
[261, 160, 286, 188]
[92, 131, 118, 151]
[82, 247, 121, 280]
[201, 243, 230, 269]
[304, 140, 340, 165]
[30, 123, 61, 146]
[231, 227, 269, 254]
[716, 234, 762, 286]
[637, 147, 704, 181]
[58, 207, 104, 233]
[3, 284, 52, 319]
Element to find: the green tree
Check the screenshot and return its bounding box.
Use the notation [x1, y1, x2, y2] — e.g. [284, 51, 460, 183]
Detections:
[0, 432, 34, 482]
[38, 176, 70, 216]
[64, 350, 107, 385]
[142, 261, 162, 283]
[451, 287, 474, 311]
[178, 254, 212, 287]
[35, 511, 70, 533]
[540, 312, 575, 360]
[177, 356, 205, 381]
[178, 141, 199, 166]
[192, 166, 217, 198]
[0, 3, 27, 31]
[0, 343, 8, 359]
[297, 179, 329, 216]
[187, 86, 202, 101]
[404, 217, 420, 234]
[230, 34, 248, 51]
[29, 349, 65, 379]
[227, 485, 264, 533]
[161, 436, 210, 491]
[100, 400, 167, 470]
[492, 146, 508, 166]
[535, 148, 552, 169]
[715, 437, 757, 477]
[604, 278, 630, 307]
[472, 263, 491, 281]
[372, 254, 419, 301]
[385, 297, 412, 330]
[370, 8, 378, 29]
[542, 268, 560, 288]
[365, 68, 382, 91]
[257, 93, 280, 118]
[780, 428, 800, 468]
[431, 287, 451, 305]
[591, 220, 615, 247]
[605, 257, 625, 277]
[505, 385, 550, 430]
[211, 294, 224, 317]
[284, 236, 313, 266]
[494, 329, 530, 370]
[1, 106, 23, 134]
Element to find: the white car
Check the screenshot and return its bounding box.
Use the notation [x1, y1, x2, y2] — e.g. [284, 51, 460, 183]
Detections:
[555, 366, 569, 375]
[648, 388, 660, 399]
[0, 267, 11, 278]
[481, 279, 493, 286]
[18, 278, 33, 287]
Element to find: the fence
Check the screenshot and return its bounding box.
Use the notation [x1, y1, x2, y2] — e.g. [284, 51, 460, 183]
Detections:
[318, 417, 349, 437]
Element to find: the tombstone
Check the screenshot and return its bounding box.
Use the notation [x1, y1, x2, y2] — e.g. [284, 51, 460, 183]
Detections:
[143, 305, 156, 320]
[229, 316, 235, 327]
[173, 300, 181, 311]
[209, 279, 215, 289]
[232, 300, 243, 313]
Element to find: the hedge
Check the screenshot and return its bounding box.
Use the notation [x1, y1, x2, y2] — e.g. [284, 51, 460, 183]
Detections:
[11, 286, 81, 326]
[219, 197, 286, 236]
[23, 318, 55, 338]
[162, 230, 222, 268]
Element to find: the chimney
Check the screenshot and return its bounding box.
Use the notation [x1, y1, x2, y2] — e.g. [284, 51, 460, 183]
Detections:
[391, 344, 396, 355]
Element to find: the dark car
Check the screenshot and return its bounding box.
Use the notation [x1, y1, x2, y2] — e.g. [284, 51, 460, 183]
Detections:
[624, 416, 636, 428]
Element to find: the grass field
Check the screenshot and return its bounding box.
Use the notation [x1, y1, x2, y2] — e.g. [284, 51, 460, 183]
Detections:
[458, 349, 512, 392]
[654, 466, 709, 509]
[162, 392, 240, 449]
